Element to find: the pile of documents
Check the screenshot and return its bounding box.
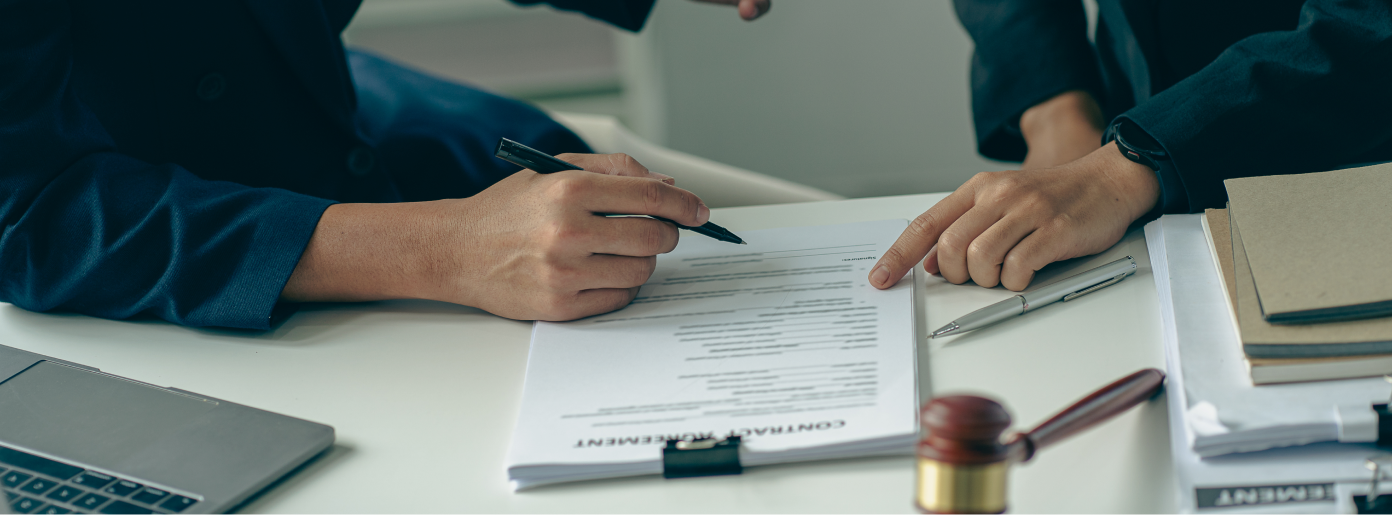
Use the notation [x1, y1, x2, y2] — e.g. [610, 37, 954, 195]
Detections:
[1147, 163, 1392, 512]
[1148, 215, 1384, 513]
[1210, 164, 1392, 384]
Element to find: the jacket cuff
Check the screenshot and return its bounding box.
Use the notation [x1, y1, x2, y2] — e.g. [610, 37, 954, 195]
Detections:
[514, 0, 657, 32]
[1118, 79, 1233, 212]
[219, 195, 336, 330]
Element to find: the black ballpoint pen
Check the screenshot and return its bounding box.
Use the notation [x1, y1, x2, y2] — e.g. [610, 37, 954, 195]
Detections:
[494, 138, 746, 245]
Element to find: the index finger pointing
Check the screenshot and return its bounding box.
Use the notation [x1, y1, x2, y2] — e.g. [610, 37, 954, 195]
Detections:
[870, 190, 976, 289]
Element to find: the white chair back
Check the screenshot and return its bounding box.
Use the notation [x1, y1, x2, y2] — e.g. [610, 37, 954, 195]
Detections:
[550, 112, 842, 208]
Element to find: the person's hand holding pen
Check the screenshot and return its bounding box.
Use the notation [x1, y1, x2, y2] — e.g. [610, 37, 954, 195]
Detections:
[280, 153, 710, 321]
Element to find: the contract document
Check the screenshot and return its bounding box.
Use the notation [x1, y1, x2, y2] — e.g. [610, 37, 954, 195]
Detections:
[506, 219, 919, 490]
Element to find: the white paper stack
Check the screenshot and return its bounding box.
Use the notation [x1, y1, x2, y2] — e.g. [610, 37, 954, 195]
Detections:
[1146, 215, 1387, 513]
[1146, 215, 1391, 457]
[506, 220, 920, 490]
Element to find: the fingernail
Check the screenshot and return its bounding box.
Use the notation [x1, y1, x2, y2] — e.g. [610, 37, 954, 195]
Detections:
[870, 266, 889, 287]
[697, 204, 710, 224]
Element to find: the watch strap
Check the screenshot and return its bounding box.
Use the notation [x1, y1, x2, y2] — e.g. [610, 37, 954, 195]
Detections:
[1104, 118, 1187, 220]
[1108, 120, 1167, 171]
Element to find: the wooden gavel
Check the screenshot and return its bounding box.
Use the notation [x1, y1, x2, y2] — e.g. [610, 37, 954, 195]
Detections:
[915, 368, 1165, 514]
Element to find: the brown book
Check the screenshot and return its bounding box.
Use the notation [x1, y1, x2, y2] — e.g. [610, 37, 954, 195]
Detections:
[1225, 164, 1392, 323]
[1203, 209, 1392, 383]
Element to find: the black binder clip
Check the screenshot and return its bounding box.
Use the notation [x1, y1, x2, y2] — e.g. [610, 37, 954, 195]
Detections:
[1359, 454, 1392, 513]
[662, 436, 743, 479]
[1357, 495, 1392, 514]
[1374, 403, 1392, 447]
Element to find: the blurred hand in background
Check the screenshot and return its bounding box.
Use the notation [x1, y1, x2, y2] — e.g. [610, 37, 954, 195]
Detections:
[694, 0, 771, 21]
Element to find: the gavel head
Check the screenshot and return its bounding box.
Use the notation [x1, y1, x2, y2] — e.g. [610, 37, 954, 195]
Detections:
[916, 395, 1013, 514]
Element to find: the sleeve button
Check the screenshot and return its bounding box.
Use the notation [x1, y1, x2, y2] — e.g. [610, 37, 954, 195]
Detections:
[346, 145, 376, 176]
[196, 73, 226, 101]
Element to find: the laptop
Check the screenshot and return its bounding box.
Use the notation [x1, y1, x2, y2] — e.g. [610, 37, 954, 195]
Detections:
[0, 344, 334, 514]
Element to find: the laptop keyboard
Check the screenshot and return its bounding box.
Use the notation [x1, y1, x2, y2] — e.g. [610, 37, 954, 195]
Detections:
[0, 445, 199, 514]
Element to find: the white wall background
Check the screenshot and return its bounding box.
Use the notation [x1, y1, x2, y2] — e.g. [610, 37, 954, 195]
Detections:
[345, 0, 1008, 198]
[617, 0, 1006, 198]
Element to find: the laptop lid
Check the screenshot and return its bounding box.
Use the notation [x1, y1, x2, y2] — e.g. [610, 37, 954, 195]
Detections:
[0, 344, 333, 513]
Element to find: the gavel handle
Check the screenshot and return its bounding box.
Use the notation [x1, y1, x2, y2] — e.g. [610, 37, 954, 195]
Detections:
[1008, 368, 1165, 463]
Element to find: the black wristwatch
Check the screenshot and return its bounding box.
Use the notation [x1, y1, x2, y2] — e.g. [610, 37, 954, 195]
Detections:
[1108, 119, 1167, 171]
[1106, 118, 1181, 221]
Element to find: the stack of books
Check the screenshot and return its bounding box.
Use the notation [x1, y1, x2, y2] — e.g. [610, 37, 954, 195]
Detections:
[1203, 163, 1392, 384]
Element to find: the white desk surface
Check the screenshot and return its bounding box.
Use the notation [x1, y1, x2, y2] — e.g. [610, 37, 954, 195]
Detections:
[0, 193, 1173, 513]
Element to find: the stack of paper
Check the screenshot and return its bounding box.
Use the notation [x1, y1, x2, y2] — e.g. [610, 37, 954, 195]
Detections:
[1146, 215, 1386, 513]
[505, 220, 920, 490]
[1148, 215, 1387, 455]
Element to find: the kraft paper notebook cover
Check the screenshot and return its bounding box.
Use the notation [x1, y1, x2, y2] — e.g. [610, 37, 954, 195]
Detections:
[1224, 163, 1392, 324]
[1203, 209, 1392, 383]
[1202, 209, 1392, 373]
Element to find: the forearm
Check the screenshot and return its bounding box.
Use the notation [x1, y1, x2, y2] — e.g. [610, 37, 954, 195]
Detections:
[1090, 141, 1160, 222]
[1019, 90, 1105, 169]
[280, 156, 709, 322]
[1020, 90, 1103, 143]
[955, 0, 1103, 161]
[281, 202, 443, 304]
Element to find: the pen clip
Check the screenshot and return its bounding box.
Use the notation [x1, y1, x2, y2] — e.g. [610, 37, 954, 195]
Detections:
[1062, 273, 1129, 302]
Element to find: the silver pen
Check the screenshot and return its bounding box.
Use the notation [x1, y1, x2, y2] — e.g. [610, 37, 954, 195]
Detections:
[929, 256, 1138, 338]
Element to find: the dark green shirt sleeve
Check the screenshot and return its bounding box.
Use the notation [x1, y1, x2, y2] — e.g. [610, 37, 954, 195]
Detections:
[954, 0, 1105, 162]
[1122, 0, 1392, 212]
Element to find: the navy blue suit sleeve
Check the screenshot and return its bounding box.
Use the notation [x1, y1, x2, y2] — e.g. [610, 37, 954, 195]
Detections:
[954, 0, 1104, 162]
[0, 1, 335, 329]
[513, 0, 657, 31]
[1123, 0, 1392, 212]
